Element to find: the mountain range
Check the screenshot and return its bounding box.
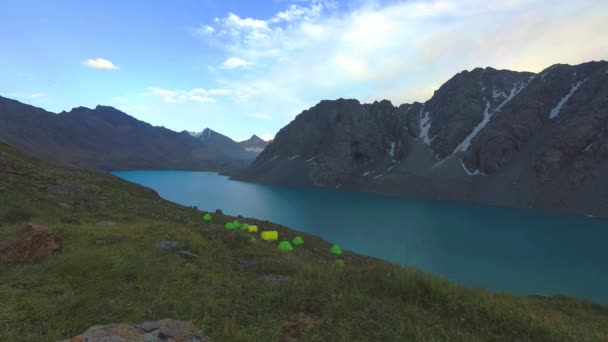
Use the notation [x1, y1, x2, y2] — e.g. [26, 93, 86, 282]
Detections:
[0, 96, 266, 171]
[236, 60, 608, 217]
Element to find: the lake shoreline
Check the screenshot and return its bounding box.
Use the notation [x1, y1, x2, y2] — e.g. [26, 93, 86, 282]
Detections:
[114, 170, 608, 304]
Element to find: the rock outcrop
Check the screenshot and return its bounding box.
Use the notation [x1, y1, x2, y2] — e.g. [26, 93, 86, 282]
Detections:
[0, 222, 62, 263]
[61, 319, 210, 342]
[236, 60, 608, 217]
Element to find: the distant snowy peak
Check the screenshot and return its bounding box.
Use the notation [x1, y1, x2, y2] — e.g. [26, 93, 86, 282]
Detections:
[188, 131, 202, 138]
[188, 129, 269, 155]
[239, 134, 270, 155]
[189, 128, 214, 142]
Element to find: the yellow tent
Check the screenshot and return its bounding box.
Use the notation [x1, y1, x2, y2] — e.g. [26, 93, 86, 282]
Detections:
[261, 230, 278, 241]
[248, 225, 258, 233]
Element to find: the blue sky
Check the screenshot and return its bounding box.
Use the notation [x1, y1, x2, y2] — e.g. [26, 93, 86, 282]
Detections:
[1, 0, 606, 141]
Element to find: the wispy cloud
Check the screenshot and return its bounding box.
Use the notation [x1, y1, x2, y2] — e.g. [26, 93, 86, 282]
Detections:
[146, 87, 231, 103]
[195, 24, 215, 36]
[83, 58, 119, 70]
[193, 0, 607, 120]
[222, 57, 252, 69]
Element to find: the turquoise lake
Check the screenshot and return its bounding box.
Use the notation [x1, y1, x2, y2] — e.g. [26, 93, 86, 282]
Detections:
[114, 170, 608, 304]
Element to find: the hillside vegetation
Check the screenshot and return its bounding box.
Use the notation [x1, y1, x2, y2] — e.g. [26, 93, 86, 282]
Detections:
[0, 143, 607, 341]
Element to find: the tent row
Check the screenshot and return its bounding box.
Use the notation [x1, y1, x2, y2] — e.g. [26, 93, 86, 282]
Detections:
[203, 212, 345, 266]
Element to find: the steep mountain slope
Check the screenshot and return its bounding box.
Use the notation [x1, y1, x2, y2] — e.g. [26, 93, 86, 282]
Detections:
[0, 97, 253, 170]
[238, 134, 269, 154]
[236, 61, 608, 217]
[1, 142, 607, 341]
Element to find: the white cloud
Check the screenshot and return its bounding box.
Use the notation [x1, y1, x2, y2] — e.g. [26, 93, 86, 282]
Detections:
[271, 2, 326, 23]
[222, 57, 252, 69]
[225, 13, 269, 30]
[146, 87, 231, 103]
[83, 58, 119, 70]
[189, 0, 607, 132]
[195, 24, 215, 35]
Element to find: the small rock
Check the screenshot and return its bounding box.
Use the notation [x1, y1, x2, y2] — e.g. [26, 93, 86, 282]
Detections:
[237, 258, 257, 271]
[369, 298, 384, 317]
[0, 222, 62, 264]
[154, 240, 179, 249]
[60, 319, 210, 342]
[60, 217, 81, 225]
[215, 209, 223, 214]
[178, 250, 199, 259]
[96, 221, 116, 227]
[237, 214, 244, 219]
[258, 274, 291, 285]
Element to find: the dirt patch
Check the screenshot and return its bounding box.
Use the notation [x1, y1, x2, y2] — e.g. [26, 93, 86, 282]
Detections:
[0, 222, 62, 264]
[280, 312, 318, 342]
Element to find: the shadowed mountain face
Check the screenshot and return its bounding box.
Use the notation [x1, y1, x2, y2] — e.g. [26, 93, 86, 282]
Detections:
[0, 99, 255, 171]
[236, 61, 608, 217]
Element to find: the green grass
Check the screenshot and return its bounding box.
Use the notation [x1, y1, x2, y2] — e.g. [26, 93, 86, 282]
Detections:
[0, 143, 607, 341]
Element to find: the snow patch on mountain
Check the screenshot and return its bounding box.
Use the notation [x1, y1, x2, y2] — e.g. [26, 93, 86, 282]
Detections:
[492, 89, 507, 100]
[461, 160, 484, 176]
[452, 80, 531, 155]
[387, 162, 399, 172]
[549, 79, 587, 119]
[419, 109, 433, 145]
[388, 141, 396, 161]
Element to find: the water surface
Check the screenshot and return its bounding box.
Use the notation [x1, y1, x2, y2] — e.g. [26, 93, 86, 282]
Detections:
[114, 170, 608, 304]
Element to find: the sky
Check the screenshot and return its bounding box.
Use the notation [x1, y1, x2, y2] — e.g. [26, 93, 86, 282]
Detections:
[1, 0, 606, 141]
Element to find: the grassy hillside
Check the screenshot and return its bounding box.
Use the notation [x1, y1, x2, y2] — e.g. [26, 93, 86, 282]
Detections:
[0, 143, 607, 341]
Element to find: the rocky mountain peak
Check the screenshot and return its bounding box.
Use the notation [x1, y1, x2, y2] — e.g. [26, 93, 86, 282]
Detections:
[236, 60, 608, 218]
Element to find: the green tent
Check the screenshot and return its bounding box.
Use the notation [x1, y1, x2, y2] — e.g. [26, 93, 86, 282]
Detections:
[330, 245, 343, 255]
[203, 213, 212, 221]
[241, 223, 249, 231]
[292, 236, 304, 245]
[225, 222, 236, 229]
[233, 220, 241, 228]
[335, 259, 345, 267]
[278, 241, 293, 251]
[250, 237, 257, 243]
